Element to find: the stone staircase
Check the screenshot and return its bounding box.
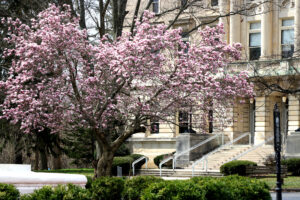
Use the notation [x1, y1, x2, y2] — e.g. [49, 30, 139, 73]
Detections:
[135, 145, 274, 177]
[188, 145, 251, 171]
[238, 145, 274, 165]
[136, 169, 222, 177]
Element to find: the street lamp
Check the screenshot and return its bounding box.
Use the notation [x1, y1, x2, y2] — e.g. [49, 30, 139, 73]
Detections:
[274, 103, 282, 200]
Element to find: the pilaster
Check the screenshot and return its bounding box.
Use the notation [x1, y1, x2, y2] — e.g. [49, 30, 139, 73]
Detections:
[288, 95, 300, 134]
[230, 0, 240, 45]
[219, 0, 230, 43]
[254, 97, 268, 144]
[294, 0, 300, 56]
[261, 1, 273, 59]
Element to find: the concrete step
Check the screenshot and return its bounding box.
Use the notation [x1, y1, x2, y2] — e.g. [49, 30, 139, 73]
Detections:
[136, 169, 222, 177]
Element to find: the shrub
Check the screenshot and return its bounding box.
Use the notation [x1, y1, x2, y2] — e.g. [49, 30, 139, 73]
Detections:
[85, 176, 93, 189]
[20, 184, 90, 200]
[153, 153, 173, 168]
[141, 180, 205, 200]
[90, 177, 125, 200]
[112, 156, 134, 175]
[123, 176, 163, 200]
[282, 158, 300, 175]
[220, 160, 257, 176]
[0, 183, 20, 200]
[191, 175, 271, 200]
[115, 143, 131, 156]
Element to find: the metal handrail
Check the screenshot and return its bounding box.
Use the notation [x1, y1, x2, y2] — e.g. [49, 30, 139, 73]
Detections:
[227, 136, 274, 163]
[192, 132, 251, 176]
[132, 156, 148, 176]
[173, 133, 223, 169]
[159, 133, 223, 176]
[159, 156, 173, 176]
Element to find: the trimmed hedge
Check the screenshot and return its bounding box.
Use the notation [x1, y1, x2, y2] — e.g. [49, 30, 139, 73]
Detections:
[191, 175, 271, 200]
[0, 183, 20, 200]
[20, 184, 90, 200]
[153, 153, 173, 168]
[282, 158, 300, 176]
[220, 160, 257, 176]
[123, 176, 163, 200]
[141, 180, 206, 200]
[112, 156, 134, 175]
[18, 175, 271, 200]
[90, 177, 125, 200]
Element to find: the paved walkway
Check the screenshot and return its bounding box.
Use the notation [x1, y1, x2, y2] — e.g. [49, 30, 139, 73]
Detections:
[271, 192, 300, 200]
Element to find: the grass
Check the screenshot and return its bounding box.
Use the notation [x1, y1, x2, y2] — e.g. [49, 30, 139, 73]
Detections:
[35, 168, 94, 177]
[260, 176, 300, 189]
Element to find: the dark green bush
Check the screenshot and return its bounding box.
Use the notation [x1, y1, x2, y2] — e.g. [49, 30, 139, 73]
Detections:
[85, 176, 93, 189]
[20, 184, 90, 200]
[141, 180, 205, 200]
[123, 176, 163, 200]
[90, 177, 125, 200]
[112, 156, 134, 175]
[0, 183, 20, 200]
[282, 158, 300, 175]
[191, 175, 271, 200]
[220, 160, 257, 176]
[115, 143, 130, 156]
[153, 153, 173, 168]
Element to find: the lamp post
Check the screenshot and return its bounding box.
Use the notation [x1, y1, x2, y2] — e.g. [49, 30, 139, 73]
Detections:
[274, 103, 282, 200]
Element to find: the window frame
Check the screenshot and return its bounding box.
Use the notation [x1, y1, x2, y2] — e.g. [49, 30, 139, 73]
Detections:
[248, 21, 261, 61]
[152, 0, 160, 14]
[150, 117, 160, 134]
[280, 18, 294, 59]
[211, 0, 218, 7]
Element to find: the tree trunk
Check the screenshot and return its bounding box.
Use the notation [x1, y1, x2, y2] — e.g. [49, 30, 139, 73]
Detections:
[40, 148, 48, 170]
[34, 148, 39, 170]
[94, 149, 114, 177]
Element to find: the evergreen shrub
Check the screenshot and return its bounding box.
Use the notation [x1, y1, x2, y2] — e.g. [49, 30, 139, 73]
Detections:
[0, 183, 20, 200]
[282, 158, 300, 175]
[112, 156, 134, 175]
[220, 160, 257, 176]
[123, 176, 163, 200]
[20, 184, 90, 200]
[191, 175, 271, 200]
[90, 177, 124, 200]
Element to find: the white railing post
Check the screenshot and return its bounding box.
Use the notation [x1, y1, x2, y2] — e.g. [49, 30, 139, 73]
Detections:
[132, 156, 149, 176]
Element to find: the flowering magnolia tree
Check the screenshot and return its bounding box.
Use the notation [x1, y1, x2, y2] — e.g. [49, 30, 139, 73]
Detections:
[0, 5, 253, 177]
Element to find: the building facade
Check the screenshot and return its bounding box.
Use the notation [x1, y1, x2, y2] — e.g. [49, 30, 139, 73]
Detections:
[126, 0, 300, 168]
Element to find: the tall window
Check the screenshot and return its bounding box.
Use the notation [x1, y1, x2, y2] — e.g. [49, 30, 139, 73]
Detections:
[181, 32, 189, 53]
[152, 0, 159, 14]
[249, 22, 261, 60]
[211, 0, 218, 6]
[281, 19, 294, 58]
[151, 117, 159, 134]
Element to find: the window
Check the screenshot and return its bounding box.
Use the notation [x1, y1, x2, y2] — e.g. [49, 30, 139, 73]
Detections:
[249, 22, 261, 60]
[211, 0, 218, 6]
[180, 32, 189, 53]
[179, 110, 196, 133]
[281, 19, 294, 58]
[152, 0, 159, 14]
[150, 117, 159, 134]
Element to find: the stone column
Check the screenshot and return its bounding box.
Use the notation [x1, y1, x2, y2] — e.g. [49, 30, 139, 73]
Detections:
[288, 95, 300, 134]
[219, 0, 230, 43]
[261, 1, 273, 59]
[254, 97, 268, 144]
[272, 0, 280, 58]
[294, 0, 300, 57]
[230, 0, 240, 45]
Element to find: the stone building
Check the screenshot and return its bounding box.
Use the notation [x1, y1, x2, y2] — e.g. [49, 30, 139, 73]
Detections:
[125, 0, 300, 168]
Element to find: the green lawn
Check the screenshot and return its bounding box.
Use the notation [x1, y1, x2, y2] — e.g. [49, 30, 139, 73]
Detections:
[35, 168, 94, 177]
[260, 176, 300, 189]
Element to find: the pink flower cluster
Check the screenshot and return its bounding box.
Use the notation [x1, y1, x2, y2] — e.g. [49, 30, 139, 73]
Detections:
[0, 5, 253, 134]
